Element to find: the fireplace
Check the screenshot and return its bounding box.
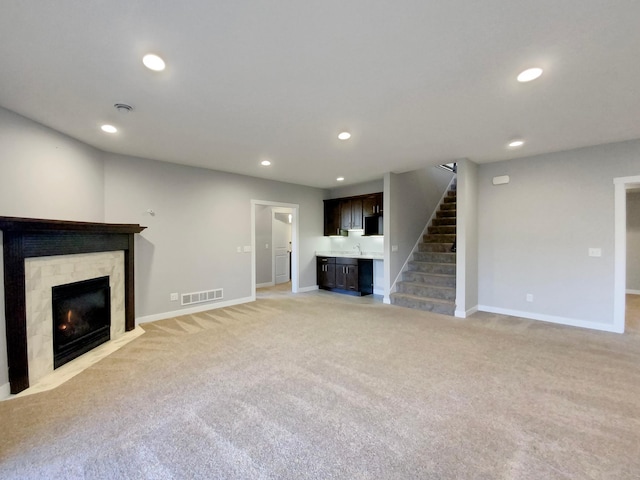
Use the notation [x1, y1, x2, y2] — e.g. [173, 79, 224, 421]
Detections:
[0, 216, 146, 394]
[52, 276, 111, 369]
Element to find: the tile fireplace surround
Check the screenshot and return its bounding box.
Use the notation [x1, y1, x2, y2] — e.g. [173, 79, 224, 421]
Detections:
[0, 217, 146, 394]
[25, 252, 125, 385]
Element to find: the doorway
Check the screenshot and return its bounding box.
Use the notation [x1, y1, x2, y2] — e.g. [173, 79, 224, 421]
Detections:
[251, 200, 299, 298]
[613, 176, 640, 332]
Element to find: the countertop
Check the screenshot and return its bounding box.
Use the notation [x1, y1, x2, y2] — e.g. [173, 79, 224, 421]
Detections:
[316, 251, 384, 260]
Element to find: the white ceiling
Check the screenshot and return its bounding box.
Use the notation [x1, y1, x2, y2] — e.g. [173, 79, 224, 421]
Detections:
[1, 1, 639, 189]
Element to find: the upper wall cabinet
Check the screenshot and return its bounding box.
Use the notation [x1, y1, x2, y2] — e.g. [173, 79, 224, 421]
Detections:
[324, 199, 342, 236]
[324, 192, 383, 236]
[362, 193, 383, 216]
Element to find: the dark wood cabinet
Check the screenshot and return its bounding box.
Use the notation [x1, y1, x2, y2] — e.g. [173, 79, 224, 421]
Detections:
[340, 199, 352, 230]
[317, 256, 373, 296]
[335, 258, 358, 291]
[323, 199, 342, 236]
[362, 193, 383, 216]
[317, 256, 336, 288]
[350, 198, 363, 230]
[324, 192, 381, 236]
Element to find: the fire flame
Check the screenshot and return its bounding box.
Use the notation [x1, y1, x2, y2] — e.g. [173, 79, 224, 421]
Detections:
[59, 310, 73, 332]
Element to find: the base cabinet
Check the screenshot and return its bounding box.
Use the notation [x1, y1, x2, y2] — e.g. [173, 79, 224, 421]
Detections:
[317, 257, 336, 288]
[317, 256, 373, 296]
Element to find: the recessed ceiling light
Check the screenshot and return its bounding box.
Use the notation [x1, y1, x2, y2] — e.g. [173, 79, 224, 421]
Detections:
[101, 124, 117, 133]
[508, 140, 525, 148]
[261, 160, 271, 166]
[143, 54, 166, 71]
[336, 177, 345, 182]
[517, 67, 543, 82]
[338, 132, 351, 140]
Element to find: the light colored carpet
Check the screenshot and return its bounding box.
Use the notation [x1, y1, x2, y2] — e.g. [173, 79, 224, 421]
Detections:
[626, 293, 640, 333]
[1, 288, 640, 479]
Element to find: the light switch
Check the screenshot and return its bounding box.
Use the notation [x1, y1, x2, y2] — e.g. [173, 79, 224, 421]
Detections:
[391, 245, 398, 252]
[588, 248, 602, 257]
[243, 245, 251, 252]
[236, 246, 242, 253]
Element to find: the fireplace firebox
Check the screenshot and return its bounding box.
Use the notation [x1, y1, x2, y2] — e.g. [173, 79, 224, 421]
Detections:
[52, 276, 111, 369]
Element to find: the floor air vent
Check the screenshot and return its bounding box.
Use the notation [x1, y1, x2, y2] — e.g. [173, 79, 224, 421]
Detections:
[181, 288, 223, 306]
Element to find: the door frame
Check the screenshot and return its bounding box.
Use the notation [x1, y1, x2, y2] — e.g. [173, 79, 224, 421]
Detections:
[251, 199, 299, 296]
[613, 175, 640, 333]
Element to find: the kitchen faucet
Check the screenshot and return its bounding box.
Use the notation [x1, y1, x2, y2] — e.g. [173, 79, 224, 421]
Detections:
[354, 243, 362, 255]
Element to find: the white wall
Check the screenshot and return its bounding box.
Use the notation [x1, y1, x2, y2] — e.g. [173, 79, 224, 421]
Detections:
[627, 191, 640, 292]
[103, 153, 326, 318]
[325, 179, 384, 199]
[327, 230, 384, 256]
[0, 107, 105, 392]
[455, 159, 479, 317]
[387, 166, 454, 293]
[255, 205, 273, 285]
[478, 139, 640, 329]
[0, 107, 105, 221]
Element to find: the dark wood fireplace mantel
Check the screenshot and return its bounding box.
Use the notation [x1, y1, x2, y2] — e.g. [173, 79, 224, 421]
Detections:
[0, 216, 146, 394]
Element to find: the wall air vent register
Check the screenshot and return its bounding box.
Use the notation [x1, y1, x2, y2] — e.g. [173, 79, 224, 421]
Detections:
[181, 288, 224, 306]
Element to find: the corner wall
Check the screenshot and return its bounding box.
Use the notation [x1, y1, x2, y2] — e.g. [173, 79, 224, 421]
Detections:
[455, 159, 479, 317]
[103, 153, 325, 319]
[477, 139, 640, 330]
[627, 191, 640, 292]
[0, 107, 106, 394]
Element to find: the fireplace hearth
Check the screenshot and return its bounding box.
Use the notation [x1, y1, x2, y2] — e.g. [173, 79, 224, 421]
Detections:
[52, 276, 111, 369]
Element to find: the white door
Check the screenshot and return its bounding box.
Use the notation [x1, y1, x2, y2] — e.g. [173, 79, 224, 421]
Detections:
[273, 212, 291, 284]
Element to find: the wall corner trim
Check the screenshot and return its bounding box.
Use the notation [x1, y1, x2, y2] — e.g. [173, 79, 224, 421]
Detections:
[455, 305, 478, 318]
[477, 305, 622, 333]
[136, 296, 254, 325]
[297, 285, 319, 293]
[0, 382, 10, 400]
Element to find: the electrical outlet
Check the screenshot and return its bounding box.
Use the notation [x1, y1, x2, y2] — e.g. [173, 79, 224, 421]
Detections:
[170, 293, 178, 302]
[588, 248, 602, 257]
[236, 246, 242, 253]
[526, 294, 533, 302]
[391, 245, 398, 252]
[243, 245, 251, 252]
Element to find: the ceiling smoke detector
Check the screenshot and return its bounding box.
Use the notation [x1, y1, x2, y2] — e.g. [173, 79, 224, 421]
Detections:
[114, 103, 133, 113]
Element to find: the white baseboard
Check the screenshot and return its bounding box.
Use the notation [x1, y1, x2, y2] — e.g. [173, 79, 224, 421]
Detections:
[256, 282, 275, 288]
[0, 382, 10, 400]
[477, 305, 622, 334]
[136, 295, 255, 325]
[374, 287, 384, 296]
[626, 289, 640, 295]
[455, 305, 478, 318]
[297, 285, 319, 293]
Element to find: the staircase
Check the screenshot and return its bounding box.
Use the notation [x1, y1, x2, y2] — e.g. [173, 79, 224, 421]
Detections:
[390, 182, 456, 315]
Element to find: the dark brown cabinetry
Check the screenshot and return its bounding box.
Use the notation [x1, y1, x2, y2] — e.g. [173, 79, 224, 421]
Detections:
[340, 198, 363, 230]
[362, 193, 383, 216]
[324, 192, 382, 236]
[335, 258, 358, 291]
[323, 199, 341, 236]
[317, 256, 336, 288]
[317, 256, 373, 296]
